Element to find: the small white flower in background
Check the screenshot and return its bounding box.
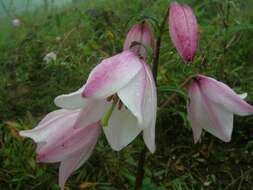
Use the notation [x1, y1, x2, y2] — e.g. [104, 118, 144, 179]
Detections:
[56, 36, 61, 41]
[12, 19, 21, 27]
[43, 52, 57, 63]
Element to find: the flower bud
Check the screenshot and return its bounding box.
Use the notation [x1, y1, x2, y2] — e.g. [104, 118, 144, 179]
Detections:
[123, 20, 155, 59]
[168, 2, 198, 62]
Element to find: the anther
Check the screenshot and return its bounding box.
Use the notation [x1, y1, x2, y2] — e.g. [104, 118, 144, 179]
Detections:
[118, 100, 123, 110]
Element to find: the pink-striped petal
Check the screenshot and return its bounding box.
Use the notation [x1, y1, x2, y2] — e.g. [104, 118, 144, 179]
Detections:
[37, 123, 101, 163]
[82, 50, 143, 99]
[19, 109, 80, 144]
[103, 108, 142, 151]
[187, 81, 234, 142]
[197, 75, 253, 116]
[59, 147, 95, 190]
[169, 2, 198, 62]
[58, 124, 100, 190]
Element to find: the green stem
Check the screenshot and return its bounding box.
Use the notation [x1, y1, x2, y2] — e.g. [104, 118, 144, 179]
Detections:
[101, 101, 117, 127]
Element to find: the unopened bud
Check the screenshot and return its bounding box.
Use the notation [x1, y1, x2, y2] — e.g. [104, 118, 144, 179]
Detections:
[124, 20, 155, 59]
[168, 2, 198, 62]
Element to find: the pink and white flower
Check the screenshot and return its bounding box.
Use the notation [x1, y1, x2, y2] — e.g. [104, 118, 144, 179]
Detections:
[168, 2, 198, 62]
[55, 50, 157, 153]
[187, 75, 253, 143]
[55, 21, 157, 153]
[19, 109, 101, 190]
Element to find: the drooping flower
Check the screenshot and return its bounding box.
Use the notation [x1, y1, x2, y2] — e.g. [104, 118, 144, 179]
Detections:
[123, 20, 155, 59]
[187, 75, 253, 143]
[43, 52, 57, 63]
[55, 50, 157, 153]
[19, 109, 101, 190]
[54, 20, 157, 153]
[168, 2, 198, 62]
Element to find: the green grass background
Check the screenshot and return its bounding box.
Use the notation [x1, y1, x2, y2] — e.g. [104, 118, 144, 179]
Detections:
[0, 0, 253, 189]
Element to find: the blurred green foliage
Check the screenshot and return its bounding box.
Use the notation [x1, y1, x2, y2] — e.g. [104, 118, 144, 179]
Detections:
[0, 0, 253, 189]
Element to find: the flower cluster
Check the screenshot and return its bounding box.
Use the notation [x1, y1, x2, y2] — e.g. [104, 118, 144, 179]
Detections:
[19, 2, 253, 189]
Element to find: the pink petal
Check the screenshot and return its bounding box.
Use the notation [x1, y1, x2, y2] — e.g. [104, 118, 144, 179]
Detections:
[169, 2, 198, 62]
[142, 63, 157, 153]
[123, 21, 155, 59]
[37, 123, 101, 163]
[82, 50, 143, 99]
[103, 108, 142, 151]
[187, 81, 233, 143]
[117, 61, 147, 125]
[187, 83, 203, 143]
[58, 124, 100, 190]
[197, 75, 253, 116]
[38, 109, 74, 126]
[19, 109, 80, 144]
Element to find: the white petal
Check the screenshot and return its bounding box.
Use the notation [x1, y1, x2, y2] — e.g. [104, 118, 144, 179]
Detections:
[103, 108, 142, 151]
[74, 100, 110, 128]
[142, 63, 157, 153]
[239, 93, 247, 99]
[117, 64, 147, 125]
[54, 86, 89, 109]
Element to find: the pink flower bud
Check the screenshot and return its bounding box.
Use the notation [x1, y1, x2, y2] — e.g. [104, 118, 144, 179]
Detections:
[168, 2, 198, 62]
[123, 20, 155, 59]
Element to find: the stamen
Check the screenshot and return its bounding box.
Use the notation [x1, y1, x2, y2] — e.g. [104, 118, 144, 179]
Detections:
[112, 95, 118, 102]
[118, 100, 123, 110]
[106, 95, 114, 102]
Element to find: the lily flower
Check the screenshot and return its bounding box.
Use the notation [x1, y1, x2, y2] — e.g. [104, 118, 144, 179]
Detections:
[55, 21, 157, 152]
[55, 50, 157, 153]
[187, 75, 253, 143]
[19, 109, 101, 190]
[168, 2, 198, 62]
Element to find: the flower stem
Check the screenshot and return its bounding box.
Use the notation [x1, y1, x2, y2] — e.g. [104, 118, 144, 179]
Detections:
[101, 101, 117, 127]
[134, 7, 170, 190]
[159, 75, 194, 109]
[152, 8, 169, 83]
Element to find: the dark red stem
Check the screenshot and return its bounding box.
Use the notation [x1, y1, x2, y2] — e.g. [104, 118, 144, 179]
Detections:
[152, 8, 169, 83]
[134, 8, 170, 190]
